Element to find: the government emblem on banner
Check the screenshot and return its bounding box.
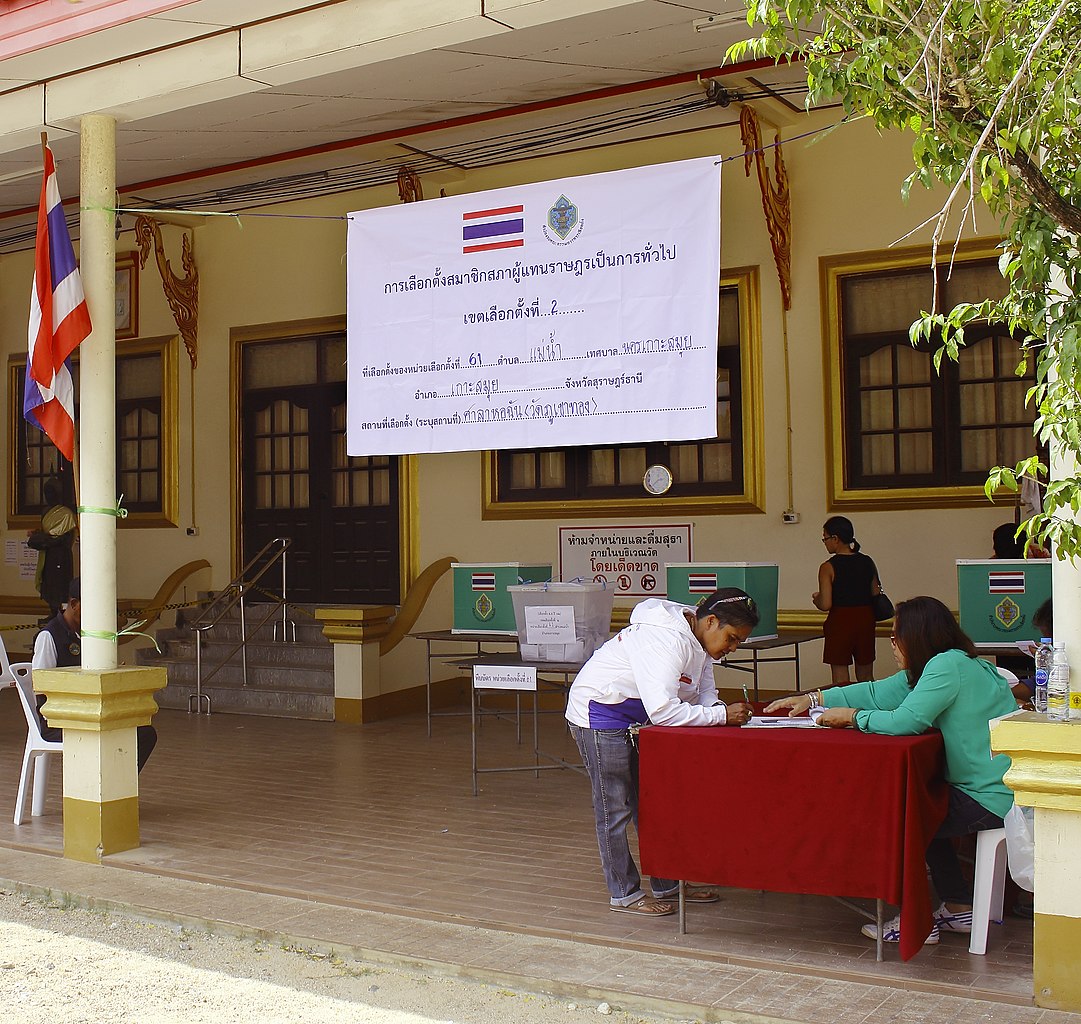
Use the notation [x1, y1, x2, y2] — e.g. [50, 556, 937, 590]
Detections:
[543, 195, 582, 244]
[993, 596, 1021, 631]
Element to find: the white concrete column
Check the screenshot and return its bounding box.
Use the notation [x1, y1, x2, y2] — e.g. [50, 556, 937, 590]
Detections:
[1050, 444, 1081, 714]
[78, 114, 117, 671]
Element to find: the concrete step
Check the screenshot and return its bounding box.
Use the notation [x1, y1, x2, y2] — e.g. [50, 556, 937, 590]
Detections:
[177, 613, 327, 646]
[136, 653, 333, 693]
[154, 681, 334, 720]
[160, 636, 333, 669]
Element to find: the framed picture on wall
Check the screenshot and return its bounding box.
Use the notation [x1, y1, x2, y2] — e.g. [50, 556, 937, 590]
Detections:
[115, 252, 139, 340]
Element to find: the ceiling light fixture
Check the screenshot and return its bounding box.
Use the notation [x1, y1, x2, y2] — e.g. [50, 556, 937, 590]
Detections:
[692, 13, 750, 33]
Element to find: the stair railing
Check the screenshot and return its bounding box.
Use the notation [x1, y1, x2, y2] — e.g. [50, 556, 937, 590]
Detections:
[187, 537, 294, 714]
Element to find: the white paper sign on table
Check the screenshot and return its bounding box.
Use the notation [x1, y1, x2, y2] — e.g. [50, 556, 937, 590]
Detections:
[473, 665, 538, 692]
[524, 605, 576, 644]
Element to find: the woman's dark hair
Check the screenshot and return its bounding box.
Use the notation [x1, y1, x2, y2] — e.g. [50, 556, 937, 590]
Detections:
[43, 477, 63, 506]
[823, 515, 860, 553]
[992, 522, 1024, 559]
[893, 596, 977, 686]
[696, 587, 760, 630]
[1033, 598, 1053, 638]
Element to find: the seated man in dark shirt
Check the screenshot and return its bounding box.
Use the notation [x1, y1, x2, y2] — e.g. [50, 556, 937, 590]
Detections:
[31, 577, 157, 772]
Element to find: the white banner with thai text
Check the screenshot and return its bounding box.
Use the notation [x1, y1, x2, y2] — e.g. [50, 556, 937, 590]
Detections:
[559, 524, 692, 598]
[346, 157, 721, 455]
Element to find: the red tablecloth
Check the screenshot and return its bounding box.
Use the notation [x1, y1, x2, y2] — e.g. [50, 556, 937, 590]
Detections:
[638, 725, 948, 961]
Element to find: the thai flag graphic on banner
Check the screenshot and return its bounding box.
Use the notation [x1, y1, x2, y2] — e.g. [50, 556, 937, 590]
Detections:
[24, 144, 91, 462]
[988, 572, 1026, 594]
[688, 573, 718, 594]
[471, 573, 497, 591]
[462, 205, 524, 254]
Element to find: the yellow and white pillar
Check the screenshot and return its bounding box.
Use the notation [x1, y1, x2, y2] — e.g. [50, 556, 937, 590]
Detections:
[314, 606, 394, 723]
[34, 665, 165, 862]
[40, 113, 167, 861]
[992, 715, 1081, 1010]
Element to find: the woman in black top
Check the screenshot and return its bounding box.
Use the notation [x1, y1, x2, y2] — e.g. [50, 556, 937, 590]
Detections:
[814, 516, 883, 684]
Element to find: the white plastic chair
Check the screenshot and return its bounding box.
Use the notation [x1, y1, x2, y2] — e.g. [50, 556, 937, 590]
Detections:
[0, 633, 14, 689]
[11, 662, 62, 825]
[969, 826, 1008, 954]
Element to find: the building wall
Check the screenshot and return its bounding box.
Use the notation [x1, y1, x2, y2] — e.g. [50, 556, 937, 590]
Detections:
[0, 106, 1018, 692]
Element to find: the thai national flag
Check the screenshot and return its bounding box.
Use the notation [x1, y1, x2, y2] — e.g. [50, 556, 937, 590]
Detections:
[472, 573, 497, 591]
[24, 144, 91, 462]
[988, 572, 1026, 594]
[688, 573, 718, 594]
[462, 205, 524, 254]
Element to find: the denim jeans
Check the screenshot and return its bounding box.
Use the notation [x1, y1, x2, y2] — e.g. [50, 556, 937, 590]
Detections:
[569, 723, 677, 905]
[926, 784, 1005, 904]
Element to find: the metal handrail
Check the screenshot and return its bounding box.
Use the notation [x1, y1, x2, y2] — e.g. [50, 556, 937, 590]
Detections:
[188, 537, 295, 714]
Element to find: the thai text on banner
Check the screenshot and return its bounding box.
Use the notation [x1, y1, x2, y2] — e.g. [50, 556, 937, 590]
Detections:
[346, 156, 721, 456]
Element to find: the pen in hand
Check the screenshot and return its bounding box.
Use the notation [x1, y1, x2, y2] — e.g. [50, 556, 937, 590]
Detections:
[742, 684, 751, 704]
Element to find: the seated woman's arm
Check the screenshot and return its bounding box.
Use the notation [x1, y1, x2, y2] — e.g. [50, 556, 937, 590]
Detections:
[766, 671, 909, 717]
[842, 657, 961, 735]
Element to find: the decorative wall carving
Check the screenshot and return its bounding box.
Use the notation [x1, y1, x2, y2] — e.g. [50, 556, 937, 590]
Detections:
[134, 215, 199, 367]
[740, 107, 792, 311]
[397, 166, 424, 203]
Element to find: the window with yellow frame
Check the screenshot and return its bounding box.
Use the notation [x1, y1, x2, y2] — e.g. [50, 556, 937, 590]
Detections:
[482, 267, 764, 520]
[8, 336, 179, 528]
[821, 240, 1040, 510]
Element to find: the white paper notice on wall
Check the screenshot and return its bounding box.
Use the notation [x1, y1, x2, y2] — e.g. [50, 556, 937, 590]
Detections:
[473, 665, 538, 691]
[525, 605, 576, 644]
[346, 156, 722, 456]
[18, 543, 37, 580]
[4, 539, 16, 566]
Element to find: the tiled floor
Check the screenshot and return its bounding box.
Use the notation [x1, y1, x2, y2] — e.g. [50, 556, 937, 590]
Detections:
[0, 688, 1038, 1016]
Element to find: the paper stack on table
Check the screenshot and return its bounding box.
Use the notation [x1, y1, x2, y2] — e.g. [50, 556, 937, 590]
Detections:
[744, 716, 818, 728]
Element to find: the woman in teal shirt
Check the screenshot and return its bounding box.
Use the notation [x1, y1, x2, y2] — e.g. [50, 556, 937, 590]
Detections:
[767, 596, 1017, 946]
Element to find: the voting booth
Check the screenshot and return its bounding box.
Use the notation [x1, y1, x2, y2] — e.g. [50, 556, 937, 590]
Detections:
[452, 563, 552, 634]
[666, 563, 779, 639]
[957, 559, 1051, 644]
[509, 580, 615, 662]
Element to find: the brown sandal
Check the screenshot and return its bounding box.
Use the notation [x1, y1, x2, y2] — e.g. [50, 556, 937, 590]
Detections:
[609, 895, 675, 916]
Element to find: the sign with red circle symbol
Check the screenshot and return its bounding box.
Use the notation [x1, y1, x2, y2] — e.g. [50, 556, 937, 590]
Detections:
[594, 575, 608, 584]
[618, 574, 632, 590]
[641, 574, 656, 591]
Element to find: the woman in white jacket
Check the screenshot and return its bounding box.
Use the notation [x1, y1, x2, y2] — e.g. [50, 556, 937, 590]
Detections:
[566, 588, 758, 916]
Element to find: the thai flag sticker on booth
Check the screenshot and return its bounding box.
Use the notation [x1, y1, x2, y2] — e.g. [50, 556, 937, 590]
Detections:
[988, 572, 1026, 594]
[471, 573, 497, 591]
[688, 573, 718, 594]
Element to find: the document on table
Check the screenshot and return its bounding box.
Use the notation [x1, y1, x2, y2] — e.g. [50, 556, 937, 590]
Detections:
[744, 716, 819, 728]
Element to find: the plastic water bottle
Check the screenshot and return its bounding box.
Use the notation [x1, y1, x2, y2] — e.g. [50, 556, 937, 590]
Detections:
[1034, 638, 1053, 714]
[1047, 641, 1070, 722]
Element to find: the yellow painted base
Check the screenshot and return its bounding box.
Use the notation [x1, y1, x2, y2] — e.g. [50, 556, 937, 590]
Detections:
[1035, 912, 1081, 1010]
[63, 795, 140, 863]
[334, 697, 363, 724]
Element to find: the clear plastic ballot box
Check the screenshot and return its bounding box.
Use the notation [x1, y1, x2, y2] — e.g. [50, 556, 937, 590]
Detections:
[508, 580, 616, 663]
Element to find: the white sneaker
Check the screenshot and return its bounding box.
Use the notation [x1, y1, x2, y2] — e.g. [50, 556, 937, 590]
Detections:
[933, 902, 974, 933]
[861, 913, 940, 944]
